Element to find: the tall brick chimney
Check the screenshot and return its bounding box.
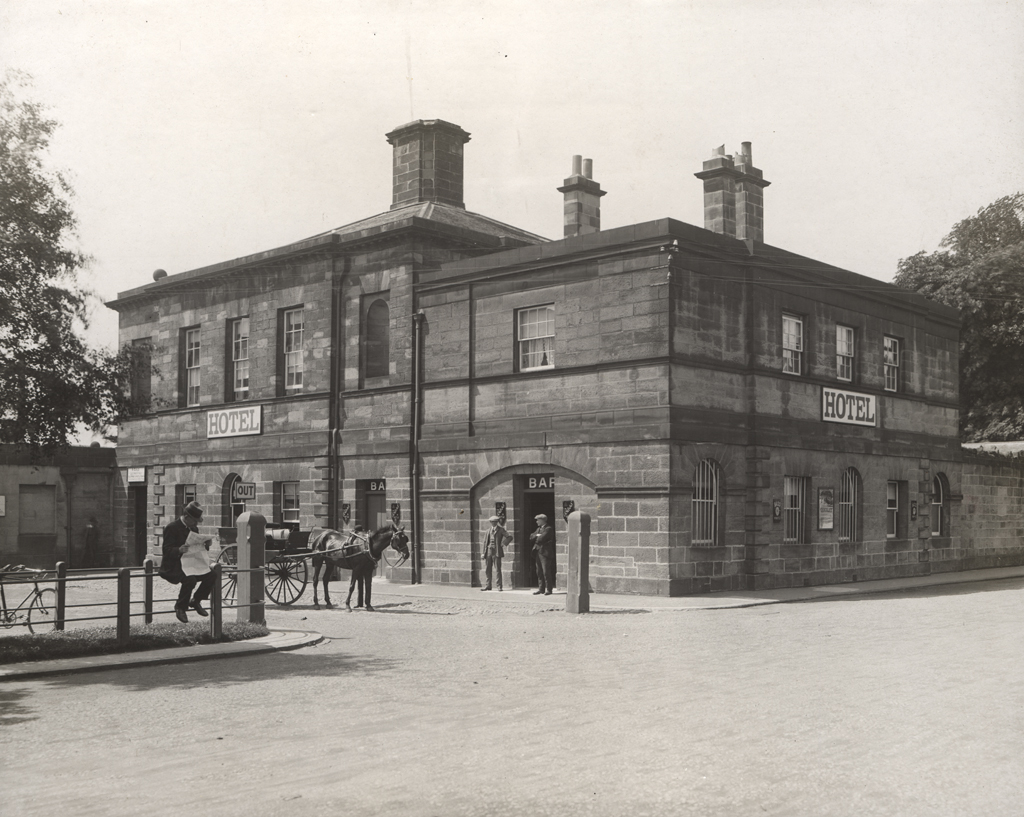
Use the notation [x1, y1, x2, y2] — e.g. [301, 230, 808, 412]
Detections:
[558, 155, 606, 238]
[385, 119, 471, 210]
[694, 143, 770, 242]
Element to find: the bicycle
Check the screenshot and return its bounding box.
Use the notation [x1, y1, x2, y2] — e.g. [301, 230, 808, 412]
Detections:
[0, 564, 58, 633]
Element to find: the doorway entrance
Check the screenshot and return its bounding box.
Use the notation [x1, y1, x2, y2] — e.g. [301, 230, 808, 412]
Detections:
[515, 474, 555, 589]
[359, 479, 388, 577]
[129, 486, 148, 564]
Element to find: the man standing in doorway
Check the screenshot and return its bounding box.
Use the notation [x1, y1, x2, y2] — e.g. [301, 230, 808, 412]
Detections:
[530, 513, 555, 595]
[481, 514, 509, 591]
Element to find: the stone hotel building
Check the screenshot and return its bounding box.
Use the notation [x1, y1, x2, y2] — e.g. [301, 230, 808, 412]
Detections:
[106, 120, 1024, 595]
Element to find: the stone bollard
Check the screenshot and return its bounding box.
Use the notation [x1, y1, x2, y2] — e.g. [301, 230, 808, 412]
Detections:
[236, 511, 266, 625]
[566, 511, 590, 614]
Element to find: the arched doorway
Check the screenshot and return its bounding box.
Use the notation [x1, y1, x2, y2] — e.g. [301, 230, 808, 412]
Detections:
[221, 473, 247, 532]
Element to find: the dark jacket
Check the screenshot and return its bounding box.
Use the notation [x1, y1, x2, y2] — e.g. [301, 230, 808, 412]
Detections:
[160, 518, 191, 584]
[530, 524, 554, 555]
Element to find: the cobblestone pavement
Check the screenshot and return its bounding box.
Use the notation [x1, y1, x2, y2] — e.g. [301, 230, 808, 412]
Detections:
[2, 578, 1022, 817]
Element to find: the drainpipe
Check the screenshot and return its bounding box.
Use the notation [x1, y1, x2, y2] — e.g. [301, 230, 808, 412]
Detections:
[328, 251, 342, 529]
[410, 309, 425, 584]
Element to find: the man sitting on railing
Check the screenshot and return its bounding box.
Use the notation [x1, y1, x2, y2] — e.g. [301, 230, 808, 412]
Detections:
[159, 501, 214, 623]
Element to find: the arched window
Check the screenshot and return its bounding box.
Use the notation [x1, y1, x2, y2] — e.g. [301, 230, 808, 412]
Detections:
[837, 467, 861, 543]
[365, 299, 390, 379]
[692, 460, 719, 546]
[932, 473, 950, 537]
[222, 473, 247, 528]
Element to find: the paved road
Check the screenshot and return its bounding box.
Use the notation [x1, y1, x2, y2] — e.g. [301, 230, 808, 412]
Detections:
[2, 578, 1023, 817]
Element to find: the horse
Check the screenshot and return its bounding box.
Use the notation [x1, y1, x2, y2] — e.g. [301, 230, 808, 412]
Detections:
[308, 524, 410, 611]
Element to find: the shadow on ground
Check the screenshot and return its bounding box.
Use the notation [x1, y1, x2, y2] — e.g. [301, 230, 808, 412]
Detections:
[805, 576, 1024, 603]
[0, 688, 37, 726]
[9, 649, 400, 695]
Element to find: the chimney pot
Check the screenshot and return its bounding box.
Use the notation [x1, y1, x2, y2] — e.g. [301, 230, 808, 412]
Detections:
[558, 154, 606, 238]
[695, 142, 770, 242]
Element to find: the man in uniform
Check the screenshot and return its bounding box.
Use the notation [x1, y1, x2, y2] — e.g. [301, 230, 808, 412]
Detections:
[481, 514, 510, 591]
[529, 513, 555, 595]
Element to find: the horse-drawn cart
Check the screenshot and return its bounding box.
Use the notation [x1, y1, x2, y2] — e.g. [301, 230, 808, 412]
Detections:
[217, 527, 311, 606]
[216, 524, 410, 608]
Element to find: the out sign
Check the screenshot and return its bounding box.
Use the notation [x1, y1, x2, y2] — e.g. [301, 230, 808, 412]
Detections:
[528, 477, 554, 489]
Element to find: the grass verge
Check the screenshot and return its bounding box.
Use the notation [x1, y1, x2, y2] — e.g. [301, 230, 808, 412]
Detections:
[0, 621, 270, 665]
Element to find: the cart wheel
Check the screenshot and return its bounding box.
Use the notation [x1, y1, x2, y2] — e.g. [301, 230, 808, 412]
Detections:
[28, 588, 57, 633]
[265, 557, 307, 605]
[217, 545, 238, 607]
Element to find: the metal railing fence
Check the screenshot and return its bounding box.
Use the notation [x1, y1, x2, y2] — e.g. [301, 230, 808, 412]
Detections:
[0, 560, 266, 647]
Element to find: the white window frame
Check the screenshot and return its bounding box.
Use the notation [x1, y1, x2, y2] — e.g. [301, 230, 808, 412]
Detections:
[886, 481, 899, 539]
[281, 482, 300, 524]
[783, 476, 808, 544]
[837, 467, 859, 543]
[284, 308, 304, 391]
[232, 317, 250, 401]
[782, 315, 803, 375]
[692, 460, 719, 546]
[177, 484, 197, 518]
[836, 325, 854, 382]
[517, 305, 555, 372]
[931, 476, 944, 537]
[884, 336, 900, 392]
[185, 328, 201, 407]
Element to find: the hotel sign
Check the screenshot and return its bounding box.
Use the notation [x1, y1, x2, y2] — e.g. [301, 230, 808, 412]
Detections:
[822, 387, 877, 427]
[207, 406, 263, 439]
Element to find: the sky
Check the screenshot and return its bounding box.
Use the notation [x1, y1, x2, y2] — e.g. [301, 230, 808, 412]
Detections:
[3, 0, 1023, 356]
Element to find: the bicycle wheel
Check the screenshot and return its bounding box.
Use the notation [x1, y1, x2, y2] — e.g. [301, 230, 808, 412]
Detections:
[265, 557, 307, 605]
[217, 545, 238, 607]
[27, 588, 57, 634]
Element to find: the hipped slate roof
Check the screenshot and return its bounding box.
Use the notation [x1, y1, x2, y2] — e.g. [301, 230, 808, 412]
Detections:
[107, 202, 548, 307]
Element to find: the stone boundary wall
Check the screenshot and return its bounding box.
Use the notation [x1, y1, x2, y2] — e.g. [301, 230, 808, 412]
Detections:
[953, 450, 1024, 571]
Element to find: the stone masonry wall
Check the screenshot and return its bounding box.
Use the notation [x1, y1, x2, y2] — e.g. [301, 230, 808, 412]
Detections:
[956, 451, 1024, 570]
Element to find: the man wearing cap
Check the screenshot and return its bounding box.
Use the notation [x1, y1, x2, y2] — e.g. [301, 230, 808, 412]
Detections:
[160, 500, 215, 623]
[481, 514, 510, 591]
[529, 513, 555, 595]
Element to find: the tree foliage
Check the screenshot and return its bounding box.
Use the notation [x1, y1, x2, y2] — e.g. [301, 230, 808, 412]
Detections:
[894, 193, 1024, 441]
[0, 70, 146, 453]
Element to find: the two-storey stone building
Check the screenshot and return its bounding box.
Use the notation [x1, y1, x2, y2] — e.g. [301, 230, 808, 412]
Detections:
[108, 120, 1023, 594]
